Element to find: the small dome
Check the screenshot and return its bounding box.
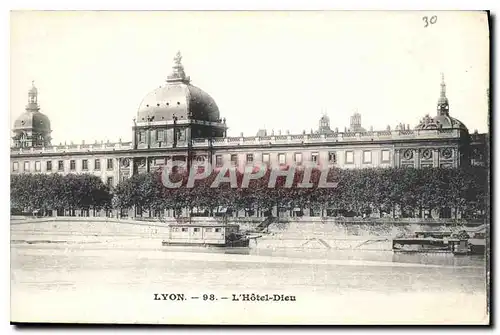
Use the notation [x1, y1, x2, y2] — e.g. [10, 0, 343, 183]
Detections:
[13, 81, 52, 133]
[434, 114, 467, 131]
[320, 114, 330, 122]
[415, 114, 467, 132]
[13, 111, 51, 132]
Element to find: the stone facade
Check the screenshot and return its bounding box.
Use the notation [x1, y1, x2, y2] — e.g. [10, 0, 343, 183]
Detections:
[11, 53, 486, 187]
[10, 128, 470, 186]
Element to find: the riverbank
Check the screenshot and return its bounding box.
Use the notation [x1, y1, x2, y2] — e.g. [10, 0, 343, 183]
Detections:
[10, 216, 486, 252]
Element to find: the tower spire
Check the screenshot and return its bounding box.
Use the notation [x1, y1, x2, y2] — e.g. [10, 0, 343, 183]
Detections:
[166, 51, 191, 84]
[26, 80, 39, 111]
[437, 73, 449, 116]
[440, 73, 446, 98]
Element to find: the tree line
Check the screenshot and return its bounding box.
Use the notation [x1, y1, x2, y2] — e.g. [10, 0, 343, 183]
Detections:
[11, 167, 487, 219]
[11, 173, 112, 215]
[113, 166, 487, 218]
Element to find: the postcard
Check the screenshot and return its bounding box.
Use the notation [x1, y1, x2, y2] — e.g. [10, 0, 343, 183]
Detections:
[10, 10, 490, 325]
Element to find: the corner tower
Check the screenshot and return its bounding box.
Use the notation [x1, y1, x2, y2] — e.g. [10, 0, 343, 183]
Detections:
[415, 74, 467, 132]
[12, 81, 52, 148]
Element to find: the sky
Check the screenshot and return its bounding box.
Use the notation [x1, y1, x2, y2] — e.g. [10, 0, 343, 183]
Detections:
[10, 11, 490, 145]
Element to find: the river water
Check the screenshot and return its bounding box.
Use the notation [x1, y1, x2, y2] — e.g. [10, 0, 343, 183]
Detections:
[10, 239, 488, 325]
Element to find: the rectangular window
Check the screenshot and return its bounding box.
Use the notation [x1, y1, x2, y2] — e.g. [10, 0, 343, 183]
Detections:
[262, 153, 270, 164]
[363, 151, 372, 164]
[82, 159, 88, 170]
[246, 154, 254, 164]
[156, 129, 164, 141]
[311, 152, 319, 164]
[215, 155, 223, 167]
[35, 161, 41, 172]
[70, 160, 76, 171]
[278, 153, 286, 165]
[345, 151, 354, 164]
[107, 158, 114, 170]
[24, 161, 30, 172]
[205, 228, 213, 233]
[106, 177, 113, 187]
[95, 159, 101, 170]
[329, 152, 337, 164]
[58, 160, 64, 171]
[138, 131, 145, 143]
[381, 150, 391, 162]
[194, 228, 200, 232]
[294, 153, 302, 165]
[215, 228, 221, 233]
[12, 162, 19, 172]
[230, 154, 238, 166]
[181, 227, 188, 232]
[46, 161, 52, 172]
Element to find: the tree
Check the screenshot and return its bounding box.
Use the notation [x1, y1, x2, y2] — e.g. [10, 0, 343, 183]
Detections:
[11, 173, 112, 215]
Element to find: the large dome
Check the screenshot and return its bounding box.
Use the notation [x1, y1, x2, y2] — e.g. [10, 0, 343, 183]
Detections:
[137, 52, 220, 123]
[137, 82, 220, 123]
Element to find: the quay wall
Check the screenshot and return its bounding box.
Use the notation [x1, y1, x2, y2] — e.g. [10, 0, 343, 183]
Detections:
[10, 216, 484, 250]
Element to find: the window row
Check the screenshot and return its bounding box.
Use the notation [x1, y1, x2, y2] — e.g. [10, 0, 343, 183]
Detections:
[213, 150, 392, 166]
[13, 158, 115, 172]
[171, 227, 222, 233]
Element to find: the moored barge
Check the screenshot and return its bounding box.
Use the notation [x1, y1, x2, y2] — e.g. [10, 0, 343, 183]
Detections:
[162, 223, 250, 247]
[392, 229, 486, 255]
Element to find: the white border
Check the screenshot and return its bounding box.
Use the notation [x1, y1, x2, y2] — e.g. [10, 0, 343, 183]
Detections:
[1, 1, 496, 334]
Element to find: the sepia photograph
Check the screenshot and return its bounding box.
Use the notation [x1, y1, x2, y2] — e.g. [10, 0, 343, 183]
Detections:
[9, 10, 490, 325]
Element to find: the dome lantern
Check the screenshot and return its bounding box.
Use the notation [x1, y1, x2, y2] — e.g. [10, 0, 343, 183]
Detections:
[27, 80, 39, 111]
[348, 109, 366, 132]
[437, 73, 450, 116]
[318, 113, 332, 134]
[166, 51, 191, 84]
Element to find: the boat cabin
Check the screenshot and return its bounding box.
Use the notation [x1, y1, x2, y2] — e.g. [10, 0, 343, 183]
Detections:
[163, 223, 242, 246]
[414, 231, 452, 239]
